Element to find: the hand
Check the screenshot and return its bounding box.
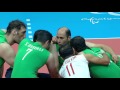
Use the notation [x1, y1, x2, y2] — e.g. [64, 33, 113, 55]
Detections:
[51, 37, 57, 44]
[112, 54, 119, 63]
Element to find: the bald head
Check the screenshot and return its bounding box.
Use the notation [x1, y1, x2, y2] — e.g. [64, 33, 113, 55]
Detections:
[57, 27, 71, 37]
[58, 27, 68, 31]
[57, 27, 71, 46]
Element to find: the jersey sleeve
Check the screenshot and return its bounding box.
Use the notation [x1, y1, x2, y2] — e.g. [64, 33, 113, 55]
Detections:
[0, 30, 5, 35]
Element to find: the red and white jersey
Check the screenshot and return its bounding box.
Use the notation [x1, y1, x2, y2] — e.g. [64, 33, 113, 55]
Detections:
[59, 54, 91, 78]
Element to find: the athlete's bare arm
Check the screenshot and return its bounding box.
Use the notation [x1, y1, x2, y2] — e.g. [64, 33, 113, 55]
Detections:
[86, 42, 118, 63]
[0, 43, 15, 67]
[49, 43, 59, 70]
[83, 53, 110, 65]
[46, 53, 60, 78]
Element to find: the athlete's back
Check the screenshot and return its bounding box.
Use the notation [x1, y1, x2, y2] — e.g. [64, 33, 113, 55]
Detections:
[59, 54, 91, 78]
[11, 38, 50, 78]
[84, 47, 120, 78]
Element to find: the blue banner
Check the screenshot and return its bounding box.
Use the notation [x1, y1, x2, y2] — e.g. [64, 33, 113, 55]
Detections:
[0, 12, 120, 40]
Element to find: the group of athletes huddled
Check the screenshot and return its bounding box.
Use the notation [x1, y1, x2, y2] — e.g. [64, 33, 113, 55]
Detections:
[0, 19, 120, 78]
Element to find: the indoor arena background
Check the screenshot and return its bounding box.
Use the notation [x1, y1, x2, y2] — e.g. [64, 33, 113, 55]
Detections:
[1, 12, 120, 78]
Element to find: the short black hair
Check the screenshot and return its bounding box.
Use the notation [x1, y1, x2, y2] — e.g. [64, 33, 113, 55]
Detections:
[59, 43, 74, 59]
[70, 36, 90, 52]
[33, 30, 53, 44]
[6, 20, 26, 34]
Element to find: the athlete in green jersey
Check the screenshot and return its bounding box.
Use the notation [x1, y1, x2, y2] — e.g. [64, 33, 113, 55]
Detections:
[70, 36, 120, 78]
[85, 48, 120, 78]
[11, 30, 59, 78]
[0, 20, 26, 78]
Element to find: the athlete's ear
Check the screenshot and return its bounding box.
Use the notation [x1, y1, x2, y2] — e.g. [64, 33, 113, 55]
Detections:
[68, 36, 71, 41]
[44, 40, 50, 50]
[45, 40, 50, 45]
[72, 47, 77, 55]
[12, 30, 17, 35]
[72, 47, 75, 55]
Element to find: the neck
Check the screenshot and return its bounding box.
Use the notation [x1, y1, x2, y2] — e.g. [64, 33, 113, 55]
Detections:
[36, 41, 43, 45]
[5, 34, 14, 45]
[78, 51, 84, 55]
[64, 54, 73, 59]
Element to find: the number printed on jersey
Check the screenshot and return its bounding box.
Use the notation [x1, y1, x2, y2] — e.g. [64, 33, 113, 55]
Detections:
[66, 63, 75, 76]
[22, 48, 33, 60]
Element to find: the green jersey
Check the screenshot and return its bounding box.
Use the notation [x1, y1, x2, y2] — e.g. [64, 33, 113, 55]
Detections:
[11, 38, 50, 78]
[83, 47, 120, 78]
[56, 44, 64, 70]
[0, 33, 7, 67]
[0, 30, 5, 35]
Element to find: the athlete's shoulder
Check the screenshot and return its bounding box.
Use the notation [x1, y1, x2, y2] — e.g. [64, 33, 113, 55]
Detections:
[91, 47, 102, 51]
[83, 48, 91, 53]
[0, 42, 11, 52]
[91, 47, 104, 53]
[0, 30, 6, 35]
[0, 35, 7, 43]
[20, 38, 32, 44]
[19, 38, 32, 48]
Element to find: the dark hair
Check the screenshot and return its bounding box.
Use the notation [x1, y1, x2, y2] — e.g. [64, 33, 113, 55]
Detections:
[66, 29, 71, 37]
[59, 43, 74, 59]
[6, 20, 26, 34]
[33, 30, 53, 44]
[70, 36, 90, 52]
